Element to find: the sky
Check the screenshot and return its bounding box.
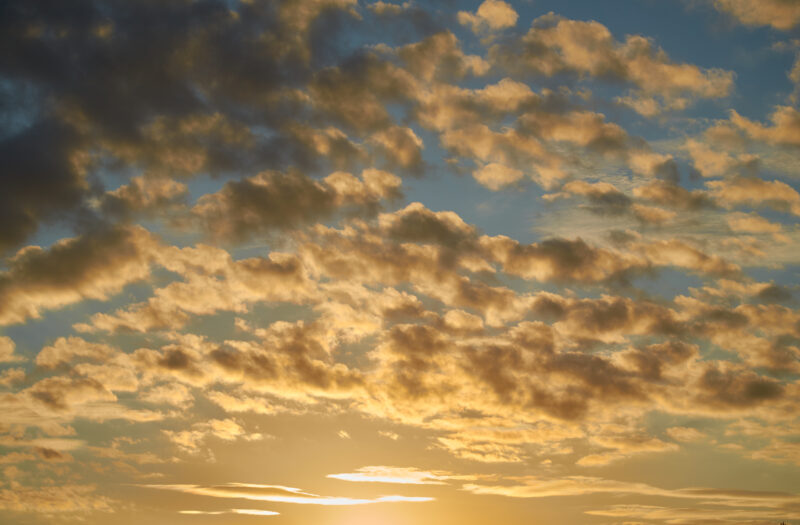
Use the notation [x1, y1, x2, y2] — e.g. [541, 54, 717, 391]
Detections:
[1, 0, 800, 524]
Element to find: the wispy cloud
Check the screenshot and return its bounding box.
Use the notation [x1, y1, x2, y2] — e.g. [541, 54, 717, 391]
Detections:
[179, 509, 279, 516]
[327, 466, 476, 485]
[146, 483, 434, 506]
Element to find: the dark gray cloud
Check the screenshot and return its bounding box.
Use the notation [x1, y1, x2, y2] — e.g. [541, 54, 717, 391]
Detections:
[0, 0, 365, 251]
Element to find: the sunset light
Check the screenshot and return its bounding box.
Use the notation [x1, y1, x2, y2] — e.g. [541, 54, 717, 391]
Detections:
[1, 1, 799, 524]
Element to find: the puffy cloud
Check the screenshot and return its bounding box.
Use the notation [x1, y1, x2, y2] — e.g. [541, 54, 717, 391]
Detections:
[368, 2, 413, 16]
[517, 110, 629, 154]
[369, 126, 424, 169]
[26, 376, 116, 412]
[638, 239, 740, 277]
[164, 418, 263, 454]
[630, 204, 676, 224]
[472, 163, 523, 190]
[726, 212, 784, 233]
[0, 2, 797, 520]
[35, 337, 114, 369]
[545, 180, 632, 215]
[481, 235, 646, 283]
[439, 123, 565, 187]
[458, 0, 519, 33]
[139, 382, 194, 409]
[0, 368, 26, 388]
[192, 169, 401, 241]
[0, 226, 158, 325]
[129, 321, 364, 400]
[685, 138, 758, 177]
[100, 175, 188, 218]
[729, 105, 800, 147]
[707, 176, 800, 215]
[0, 0, 370, 252]
[271, 0, 360, 61]
[398, 31, 490, 82]
[0, 120, 89, 254]
[790, 52, 800, 103]
[491, 14, 734, 113]
[289, 125, 366, 170]
[380, 202, 478, 250]
[711, 0, 800, 30]
[78, 250, 316, 333]
[546, 180, 677, 224]
[693, 362, 785, 410]
[309, 54, 418, 133]
[633, 179, 715, 210]
[0, 337, 24, 363]
[414, 78, 540, 132]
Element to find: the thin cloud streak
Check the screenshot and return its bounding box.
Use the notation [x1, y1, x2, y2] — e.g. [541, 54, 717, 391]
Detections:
[146, 483, 434, 506]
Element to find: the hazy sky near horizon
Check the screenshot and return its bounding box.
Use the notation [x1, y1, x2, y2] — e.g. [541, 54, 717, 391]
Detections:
[1, 0, 800, 523]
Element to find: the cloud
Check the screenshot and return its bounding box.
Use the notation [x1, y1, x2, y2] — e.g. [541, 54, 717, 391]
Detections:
[546, 180, 632, 215]
[370, 126, 424, 169]
[139, 383, 194, 409]
[414, 77, 539, 132]
[711, 0, 800, 30]
[101, 175, 188, 219]
[0, 226, 158, 325]
[398, 31, 490, 82]
[726, 212, 784, 235]
[309, 53, 418, 133]
[707, 176, 800, 215]
[327, 466, 473, 484]
[0, 0, 370, 251]
[586, 503, 798, 523]
[685, 138, 758, 177]
[0, 484, 113, 513]
[368, 2, 413, 16]
[180, 509, 279, 516]
[638, 239, 740, 277]
[26, 376, 116, 412]
[481, 235, 647, 283]
[633, 179, 715, 210]
[577, 433, 678, 466]
[146, 483, 433, 505]
[0, 368, 26, 388]
[463, 475, 800, 508]
[458, 0, 519, 33]
[77, 248, 317, 334]
[729, 105, 800, 147]
[164, 418, 263, 454]
[0, 2, 798, 520]
[491, 13, 734, 114]
[665, 426, 707, 443]
[192, 169, 401, 241]
[289, 125, 366, 170]
[472, 163, 524, 190]
[205, 390, 300, 415]
[0, 120, 89, 254]
[35, 337, 114, 369]
[0, 336, 25, 363]
[694, 362, 785, 410]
